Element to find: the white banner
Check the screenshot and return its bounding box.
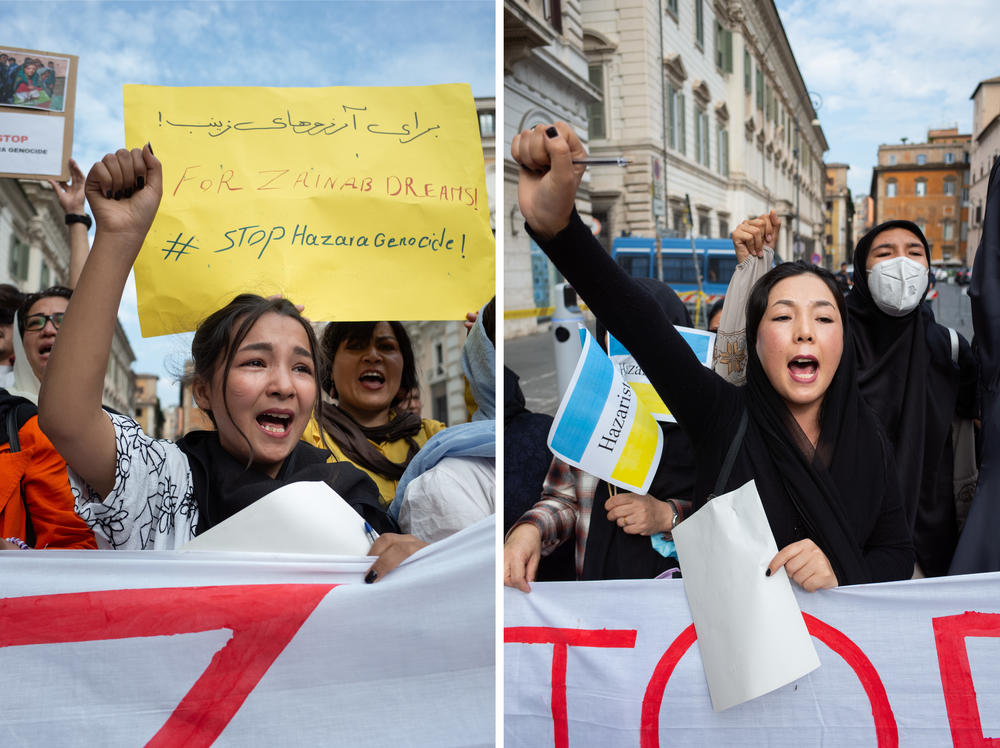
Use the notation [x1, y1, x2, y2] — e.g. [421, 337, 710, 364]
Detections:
[504, 574, 1000, 747]
[0, 517, 495, 747]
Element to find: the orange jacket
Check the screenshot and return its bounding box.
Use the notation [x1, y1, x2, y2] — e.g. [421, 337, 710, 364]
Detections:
[0, 413, 96, 549]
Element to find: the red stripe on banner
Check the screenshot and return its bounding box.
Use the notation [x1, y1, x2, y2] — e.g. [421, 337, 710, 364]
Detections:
[504, 626, 637, 647]
[640, 623, 697, 747]
[505, 627, 638, 748]
[932, 611, 1000, 747]
[552, 643, 569, 748]
[640, 615, 898, 748]
[804, 613, 898, 748]
[0, 584, 336, 746]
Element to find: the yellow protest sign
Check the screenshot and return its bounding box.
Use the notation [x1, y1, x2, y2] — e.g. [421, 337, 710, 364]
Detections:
[123, 84, 493, 337]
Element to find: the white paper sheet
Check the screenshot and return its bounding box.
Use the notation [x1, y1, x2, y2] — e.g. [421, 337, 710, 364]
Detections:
[671, 479, 820, 711]
[181, 480, 376, 555]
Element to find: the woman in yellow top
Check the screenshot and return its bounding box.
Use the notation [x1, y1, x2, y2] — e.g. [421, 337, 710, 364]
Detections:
[303, 321, 445, 506]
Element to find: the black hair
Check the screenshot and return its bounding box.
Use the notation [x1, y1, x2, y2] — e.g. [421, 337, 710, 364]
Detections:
[18, 286, 72, 338]
[745, 261, 846, 354]
[320, 321, 417, 401]
[189, 294, 321, 465]
[707, 297, 726, 328]
[481, 297, 496, 346]
[0, 284, 24, 326]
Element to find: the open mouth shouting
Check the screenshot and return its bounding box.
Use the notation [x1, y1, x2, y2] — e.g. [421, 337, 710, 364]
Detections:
[788, 355, 819, 383]
[256, 409, 294, 436]
[359, 369, 386, 390]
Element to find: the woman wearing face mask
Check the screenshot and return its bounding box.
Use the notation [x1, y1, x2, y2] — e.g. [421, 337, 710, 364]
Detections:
[512, 123, 912, 590]
[733, 217, 978, 577]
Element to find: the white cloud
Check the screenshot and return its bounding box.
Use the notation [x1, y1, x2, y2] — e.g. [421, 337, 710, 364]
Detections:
[776, 0, 1000, 195]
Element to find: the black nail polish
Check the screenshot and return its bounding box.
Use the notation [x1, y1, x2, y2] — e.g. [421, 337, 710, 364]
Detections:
[546, 126, 558, 138]
[364, 569, 377, 584]
[765, 568, 771, 577]
[136, 176, 144, 190]
[113, 190, 121, 200]
[123, 187, 133, 198]
[146, 142, 154, 155]
[105, 190, 112, 199]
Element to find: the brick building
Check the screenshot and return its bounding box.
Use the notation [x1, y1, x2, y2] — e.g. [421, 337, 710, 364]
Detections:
[870, 128, 971, 264]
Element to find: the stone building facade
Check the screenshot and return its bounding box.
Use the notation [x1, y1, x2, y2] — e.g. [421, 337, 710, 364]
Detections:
[503, 0, 828, 336]
[967, 76, 1000, 266]
[133, 373, 164, 439]
[823, 163, 853, 266]
[504, 0, 599, 337]
[870, 128, 971, 265]
[0, 176, 136, 413]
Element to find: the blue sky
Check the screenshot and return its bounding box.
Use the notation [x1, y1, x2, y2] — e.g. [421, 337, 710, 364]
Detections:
[3, 0, 495, 406]
[775, 0, 1000, 197]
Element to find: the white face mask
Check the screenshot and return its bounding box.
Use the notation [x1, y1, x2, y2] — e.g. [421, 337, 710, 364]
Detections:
[866, 256, 929, 317]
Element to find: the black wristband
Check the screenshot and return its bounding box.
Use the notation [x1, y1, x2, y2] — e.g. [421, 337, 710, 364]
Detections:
[64, 213, 92, 229]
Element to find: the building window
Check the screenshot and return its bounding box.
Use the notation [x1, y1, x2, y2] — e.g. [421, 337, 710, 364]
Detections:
[718, 217, 729, 239]
[916, 153, 926, 165]
[942, 221, 954, 240]
[431, 382, 448, 424]
[943, 179, 956, 196]
[755, 66, 764, 111]
[477, 110, 494, 137]
[961, 221, 968, 241]
[888, 154, 897, 165]
[40, 262, 50, 289]
[695, 0, 704, 49]
[945, 152, 955, 164]
[667, 82, 685, 154]
[886, 179, 897, 197]
[744, 51, 751, 93]
[962, 187, 969, 204]
[672, 207, 686, 235]
[543, 0, 562, 33]
[8, 236, 28, 282]
[714, 22, 732, 72]
[717, 126, 729, 175]
[695, 106, 710, 167]
[915, 179, 927, 197]
[698, 213, 710, 237]
[976, 204, 983, 224]
[587, 65, 606, 140]
[666, 0, 678, 16]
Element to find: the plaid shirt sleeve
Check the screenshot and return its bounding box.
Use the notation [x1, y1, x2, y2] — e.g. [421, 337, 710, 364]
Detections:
[506, 457, 578, 557]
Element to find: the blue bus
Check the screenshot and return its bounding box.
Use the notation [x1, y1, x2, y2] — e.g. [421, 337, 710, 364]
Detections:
[610, 236, 738, 297]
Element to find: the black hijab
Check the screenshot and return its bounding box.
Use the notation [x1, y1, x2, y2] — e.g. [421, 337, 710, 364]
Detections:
[847, 221, 963, 575]
[743, 308, 890, 585]
[177, 430, 398, 536]
[582, 278, 697, 580]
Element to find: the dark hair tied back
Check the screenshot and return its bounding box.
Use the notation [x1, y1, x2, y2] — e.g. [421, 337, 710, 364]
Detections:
[319, 321, 417, 400]
[190, 294, 321, 465]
